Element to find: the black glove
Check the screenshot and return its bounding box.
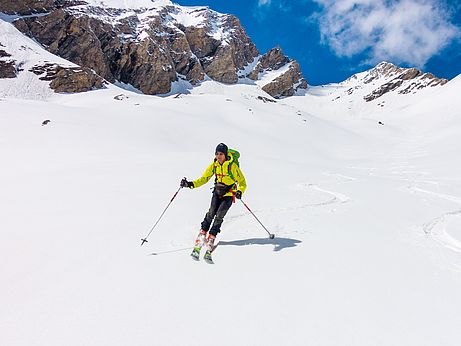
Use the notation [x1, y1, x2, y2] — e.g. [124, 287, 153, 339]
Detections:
[180, 178, 193, 188]
[235, 190, 242, 199]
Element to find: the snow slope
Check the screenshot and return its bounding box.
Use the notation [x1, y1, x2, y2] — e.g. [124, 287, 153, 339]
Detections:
[1, 26, 461, 345]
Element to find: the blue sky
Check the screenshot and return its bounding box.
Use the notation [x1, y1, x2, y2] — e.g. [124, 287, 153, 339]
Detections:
[175, 0, 461, 85]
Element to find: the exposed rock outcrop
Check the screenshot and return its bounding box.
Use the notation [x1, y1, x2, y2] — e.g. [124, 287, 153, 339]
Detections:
[0, 0, 85, 15]
[362, 62, 448, 102]
[29, 63, 106, 92]
[261, 61, 307, 98]
[0, 60, 17, 78]
[338, 62, 448, 103]
[2, 1, 307, 97]
[0, 49, 17, 78]
[248, 47, 290, 80]
[10, 3, 259, 94]
[247, 48, 307, 98]
[0, 0, 57, 14]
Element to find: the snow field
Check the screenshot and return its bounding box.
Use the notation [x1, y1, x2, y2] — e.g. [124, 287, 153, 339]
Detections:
[1, 79, 461, 345]
[1, 15, 461, 343]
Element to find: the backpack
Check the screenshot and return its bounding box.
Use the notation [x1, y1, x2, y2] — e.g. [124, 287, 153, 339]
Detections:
[227, 148, 240, 180]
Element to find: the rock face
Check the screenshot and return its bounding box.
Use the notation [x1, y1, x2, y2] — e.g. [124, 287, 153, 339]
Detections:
[248, 48, 308, 98]
[29, 63, 106, 92]
[358, 62, 448, 102]
[327, 61, 449, 108]
[0, 49, 17, 78]
[2, 1, 305, 96]
[0, 18, 106, 96]
[248, 47, 290, 80]
[0, 0, 85, 15]
[8, 2, 260, 94]
[0, 0, 57, 14]
[261, 61, 308, 98]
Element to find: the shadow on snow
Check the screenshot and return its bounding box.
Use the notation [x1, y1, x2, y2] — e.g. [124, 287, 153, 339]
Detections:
[218, 236, 302, 252]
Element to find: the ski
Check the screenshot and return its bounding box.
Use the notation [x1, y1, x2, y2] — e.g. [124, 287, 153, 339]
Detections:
[190, 242, 219, 263]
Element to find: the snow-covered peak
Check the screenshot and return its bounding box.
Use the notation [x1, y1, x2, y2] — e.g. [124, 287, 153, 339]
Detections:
[338, 61, 448, 103]
[345, 61, 406, 85]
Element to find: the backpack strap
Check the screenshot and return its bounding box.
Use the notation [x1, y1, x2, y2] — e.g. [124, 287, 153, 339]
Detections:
[228, 161, 235, 181]
[212, 158, 217, 183]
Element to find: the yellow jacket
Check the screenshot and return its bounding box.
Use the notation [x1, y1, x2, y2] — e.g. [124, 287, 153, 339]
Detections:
[192, 152, 247, 197]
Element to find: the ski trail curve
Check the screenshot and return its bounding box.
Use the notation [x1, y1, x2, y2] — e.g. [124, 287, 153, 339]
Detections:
[226, 183, 350, 220]
[411, 186, 461, 253]
[423, 210, 461, 254]
[273, 183, 350, 212]
[411, 186, 461, 204]
[308, 184, 350, 204]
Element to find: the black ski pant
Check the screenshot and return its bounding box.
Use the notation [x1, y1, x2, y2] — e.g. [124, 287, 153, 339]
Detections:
[201, 194, 233, 236]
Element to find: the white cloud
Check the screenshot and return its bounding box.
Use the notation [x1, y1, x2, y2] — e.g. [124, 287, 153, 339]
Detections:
[313, 0, 460, 67]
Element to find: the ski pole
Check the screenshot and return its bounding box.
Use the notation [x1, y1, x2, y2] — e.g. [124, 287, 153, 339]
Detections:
[240, 199, 275, 239]
[141, 186, 182, 246]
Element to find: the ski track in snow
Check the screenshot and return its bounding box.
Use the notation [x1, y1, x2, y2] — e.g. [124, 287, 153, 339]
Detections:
[422, 210, 461, 254]
[226, 183, 350, 217]
[348, 132, 461, 256]
[411, 186, 461, 205]
[281, 183, 350, 211]
[307, 184, 350, 203]
[410, 186, 461, 253]
[323, 172, 357, 182]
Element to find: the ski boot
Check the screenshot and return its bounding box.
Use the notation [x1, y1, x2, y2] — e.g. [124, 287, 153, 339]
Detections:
[191, 230, 207, 261]
[204, 250, 213, 264]
[203, 234, 216, 264]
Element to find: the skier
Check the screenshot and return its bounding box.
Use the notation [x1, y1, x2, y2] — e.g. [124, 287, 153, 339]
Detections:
[180, 143, 247, 263]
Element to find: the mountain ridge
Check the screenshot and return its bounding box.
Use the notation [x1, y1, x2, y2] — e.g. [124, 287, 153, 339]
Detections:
[0, 0, 307, 97]
[0, 1, 453, 101]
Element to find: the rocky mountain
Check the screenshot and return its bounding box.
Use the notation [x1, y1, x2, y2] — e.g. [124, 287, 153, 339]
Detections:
[246, 47, 307, 98]
[298, 61, 450, 114]
[1, 2, 449, 101]
[342, 62, 448, 102]
[0, 0, 307, 97]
